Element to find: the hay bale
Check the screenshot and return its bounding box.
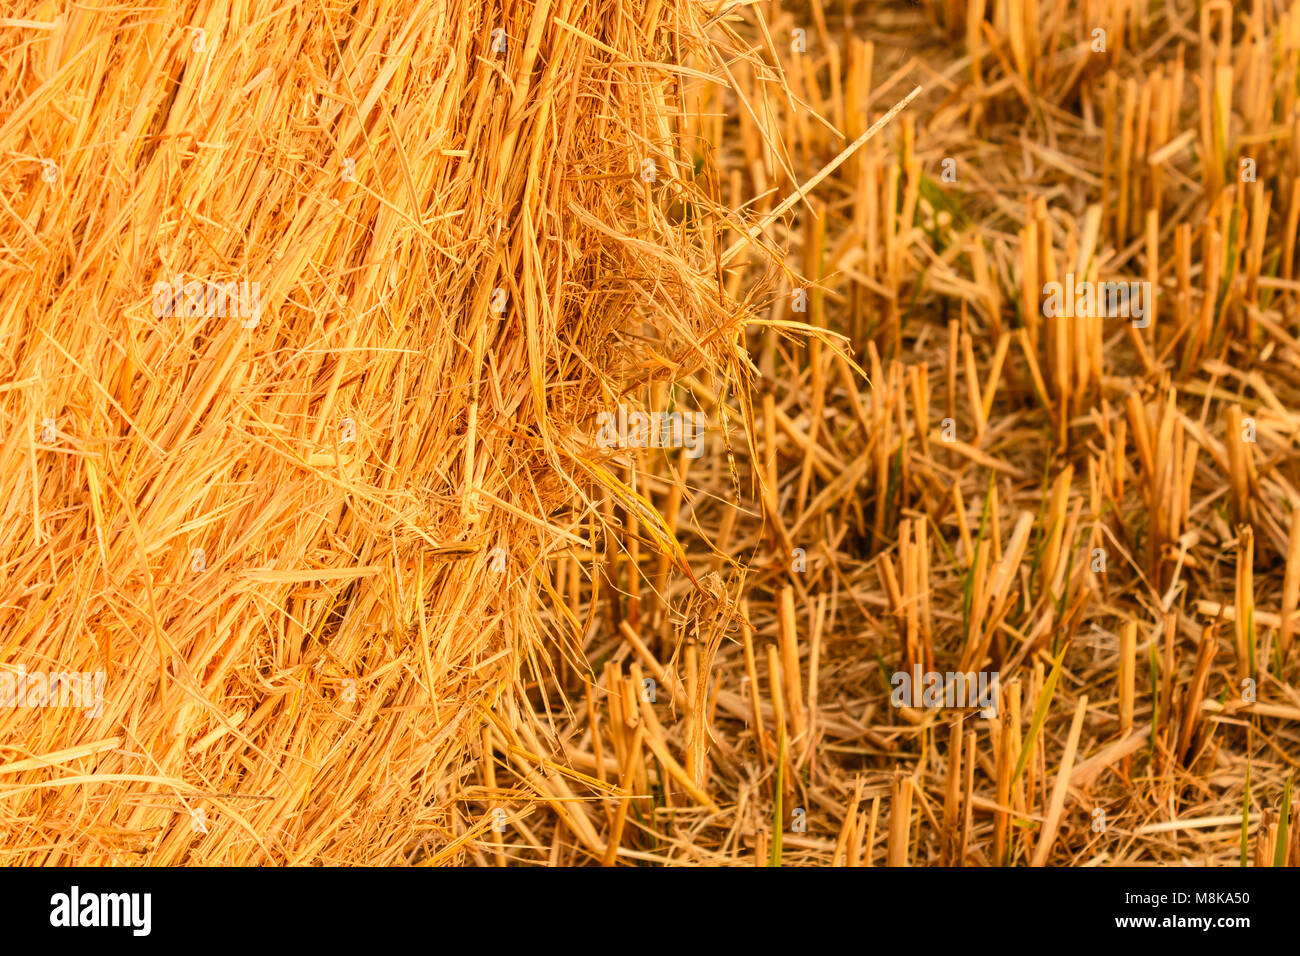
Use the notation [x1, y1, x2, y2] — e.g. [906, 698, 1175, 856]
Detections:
[0, 1, 743, 863]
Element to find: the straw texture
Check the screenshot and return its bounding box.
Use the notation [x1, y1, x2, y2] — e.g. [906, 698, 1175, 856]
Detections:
[0, 0, 746, 864]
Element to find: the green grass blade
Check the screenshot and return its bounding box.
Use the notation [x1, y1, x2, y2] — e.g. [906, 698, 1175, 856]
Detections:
[1011, 645, 1068, 787]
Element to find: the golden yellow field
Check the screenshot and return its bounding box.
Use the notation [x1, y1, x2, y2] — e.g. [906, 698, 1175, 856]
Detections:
[2, 0, 1298, 867]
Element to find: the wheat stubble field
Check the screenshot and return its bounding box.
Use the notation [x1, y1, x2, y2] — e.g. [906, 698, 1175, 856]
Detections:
[1, 0, 1298, 867]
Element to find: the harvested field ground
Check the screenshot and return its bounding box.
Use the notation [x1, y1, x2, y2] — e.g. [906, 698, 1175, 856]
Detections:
[472, 0, 1300, 866]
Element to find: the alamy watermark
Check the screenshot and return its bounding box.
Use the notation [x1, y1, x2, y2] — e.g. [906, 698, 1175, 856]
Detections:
[1042, 275, 1150, 327]
[50, 886, 150, 936]
[595, 405, 706, 458]
[1, 666, 105, 717]
[890, 666, 999, 718]
[151, 276, 262, 328]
